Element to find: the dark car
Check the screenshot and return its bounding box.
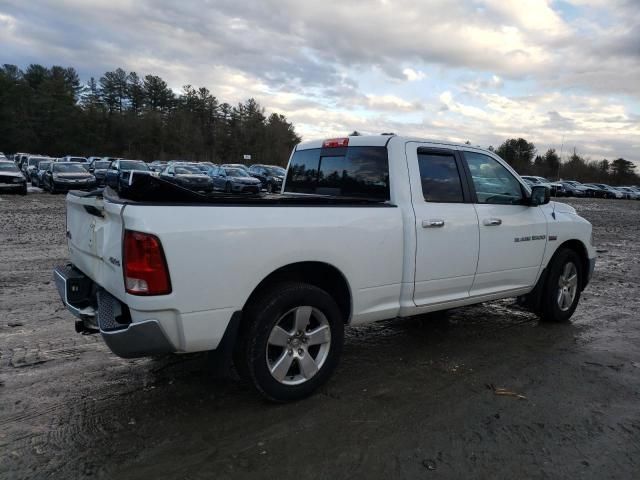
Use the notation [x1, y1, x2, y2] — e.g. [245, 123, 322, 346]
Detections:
[42, 162, 96, 193]
[559, 181, 588, 197]
[160, 163, 214, 192]
[88, 160, 112, 186]
[210, 166, 262, 193]
[0, 161, 27, 195]
[583, 183, 619, 199]
[105, 159, 151, 192]
[32, 160, 53, 187]
[248, 164, 285, 193]
[564, 180, 598, 197]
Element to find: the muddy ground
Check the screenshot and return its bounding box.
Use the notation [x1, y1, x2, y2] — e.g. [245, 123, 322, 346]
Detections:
[1, 192, 639, 479]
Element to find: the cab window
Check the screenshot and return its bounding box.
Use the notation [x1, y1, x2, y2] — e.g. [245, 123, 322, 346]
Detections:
[285, 146, 389, 200]
[417, 152, 464, 203]
[463, 152, 524, 205]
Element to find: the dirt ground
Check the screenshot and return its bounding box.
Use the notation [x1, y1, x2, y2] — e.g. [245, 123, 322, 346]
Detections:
[1, 191, 639, 479]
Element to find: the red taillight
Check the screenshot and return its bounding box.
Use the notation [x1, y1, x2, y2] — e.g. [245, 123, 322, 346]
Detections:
[123, 230, 171, 295]
[322, 137, 349, 148]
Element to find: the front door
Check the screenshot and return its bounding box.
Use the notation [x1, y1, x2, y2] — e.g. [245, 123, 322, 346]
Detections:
[461, 150, 548, 296]
[406, 144, 480, 306]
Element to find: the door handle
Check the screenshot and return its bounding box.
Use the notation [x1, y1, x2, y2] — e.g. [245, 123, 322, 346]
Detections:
[422, 219, 445, 228]
[483, 218, 502, 226]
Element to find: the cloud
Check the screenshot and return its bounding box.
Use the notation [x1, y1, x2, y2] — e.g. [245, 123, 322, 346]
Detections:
[402, 68, 426, 82]
[0, 0, 638, 161]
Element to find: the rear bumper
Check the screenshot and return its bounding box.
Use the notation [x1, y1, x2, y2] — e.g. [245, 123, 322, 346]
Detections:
[53, 264, 175, 358]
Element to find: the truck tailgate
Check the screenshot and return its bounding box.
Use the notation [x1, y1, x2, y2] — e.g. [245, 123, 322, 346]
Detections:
[66, 193, 127, 301]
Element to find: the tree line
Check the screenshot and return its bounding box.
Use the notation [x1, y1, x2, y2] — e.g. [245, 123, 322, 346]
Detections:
[0, 64, 300, 165]
[489, 138, 638, 186]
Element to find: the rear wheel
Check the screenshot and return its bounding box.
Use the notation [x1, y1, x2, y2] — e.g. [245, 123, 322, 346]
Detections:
[237, 282, 344, 402]
[540, 248, 582, 323]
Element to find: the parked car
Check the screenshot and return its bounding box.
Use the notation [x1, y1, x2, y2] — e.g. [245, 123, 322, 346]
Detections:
[88, 160, 112, 186]
[31, 160, 53, 187]
[562, 180, 597, 197]
[521, 176, 565, 197]
[42, 162, 96, 193]
[583, 183, 622, 199]
[59, 155, 88, 163]
[0, 160, 27, 195]
[210, 166, 262, 193]
[221, 163, 251, 173]
[248, 164, 285, 193]
[105, 159, 151, 192]
[559, 181, 588, 197]
[56, 135, 596, 402]
[615, 187, 640, 200]
[160, 163, 214, 192]
[24, 155, 52, 179]
[14, 153, 29, 171]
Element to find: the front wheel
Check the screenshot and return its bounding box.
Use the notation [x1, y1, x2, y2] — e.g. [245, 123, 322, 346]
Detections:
[237, 282, 344, 402]
[540, 248, 583, 322]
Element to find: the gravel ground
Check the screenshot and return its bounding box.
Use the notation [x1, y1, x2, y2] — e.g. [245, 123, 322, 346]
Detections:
[1, 192, 639, 479]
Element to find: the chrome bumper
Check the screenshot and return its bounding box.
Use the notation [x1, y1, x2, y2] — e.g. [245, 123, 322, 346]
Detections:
[53, 264, 175, 358]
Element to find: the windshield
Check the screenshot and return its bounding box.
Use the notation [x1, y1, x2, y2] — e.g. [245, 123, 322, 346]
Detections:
[120, 161, 149, 171]
[94, 161, 110, 169]
[175, 166, 202, 174]
[68, 157, 87, 163]
[29, 157, 48, 166]
[53, 164, 87, 173]
[224, 168, 247, 177]
[38, 162, 51, 170]
[0, 162, 20, 172]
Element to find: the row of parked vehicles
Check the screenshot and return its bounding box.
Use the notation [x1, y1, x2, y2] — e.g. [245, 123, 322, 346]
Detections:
[1, 152, 286, 195]
[3, 151, 638, 200]
[521, 175, 640, 200]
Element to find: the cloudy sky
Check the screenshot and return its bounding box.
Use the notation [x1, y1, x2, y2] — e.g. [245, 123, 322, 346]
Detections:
[1, 0, 639, 162]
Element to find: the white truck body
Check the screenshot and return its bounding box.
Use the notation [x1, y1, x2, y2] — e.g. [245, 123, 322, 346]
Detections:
[56, 135, 595, 399]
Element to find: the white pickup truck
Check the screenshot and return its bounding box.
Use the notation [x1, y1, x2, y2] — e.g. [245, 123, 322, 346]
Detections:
[55, 135, 596, 401]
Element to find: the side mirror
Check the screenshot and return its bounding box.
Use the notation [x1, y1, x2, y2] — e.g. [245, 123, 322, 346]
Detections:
[529, 185, 550, 206]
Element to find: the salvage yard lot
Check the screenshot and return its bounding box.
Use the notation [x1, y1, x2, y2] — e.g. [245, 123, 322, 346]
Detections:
[1, 193, 640, 479]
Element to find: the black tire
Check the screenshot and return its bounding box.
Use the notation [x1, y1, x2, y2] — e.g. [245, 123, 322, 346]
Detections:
[225, 182, 232, 193]
[237, 282, 344, 402]
[540, 248, 583, 323]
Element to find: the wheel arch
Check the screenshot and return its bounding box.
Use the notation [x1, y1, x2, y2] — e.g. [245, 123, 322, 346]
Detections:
[243, 261, 352, 324]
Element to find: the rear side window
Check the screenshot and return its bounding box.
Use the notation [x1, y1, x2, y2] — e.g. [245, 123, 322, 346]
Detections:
[285, 146, 390, 200]
[417, 152, 464, 203]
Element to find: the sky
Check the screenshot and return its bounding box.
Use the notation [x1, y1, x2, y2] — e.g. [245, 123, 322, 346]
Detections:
[1, 0, 639, 163]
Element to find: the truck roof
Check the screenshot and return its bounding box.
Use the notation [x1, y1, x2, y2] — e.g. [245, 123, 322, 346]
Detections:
[296, 135, 493, 153]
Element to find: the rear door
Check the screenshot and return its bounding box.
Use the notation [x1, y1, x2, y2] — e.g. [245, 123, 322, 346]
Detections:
[406, 143, 480, 305]
[461, 150, 547, 296]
